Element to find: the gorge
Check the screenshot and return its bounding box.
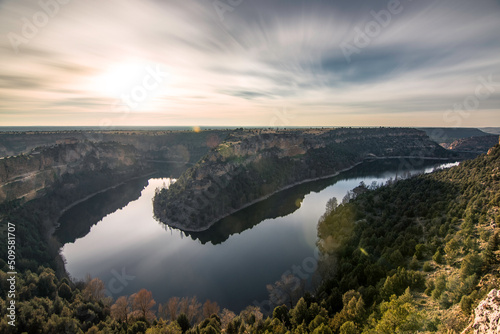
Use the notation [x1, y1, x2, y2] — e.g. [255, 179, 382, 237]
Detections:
[152, 128, 458, 232]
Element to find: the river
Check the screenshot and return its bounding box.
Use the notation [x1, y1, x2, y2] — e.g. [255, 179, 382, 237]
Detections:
[57, 159, 458, 312]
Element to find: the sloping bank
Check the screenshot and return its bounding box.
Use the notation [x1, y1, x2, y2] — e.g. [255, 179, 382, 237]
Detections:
[153, 128, 459, 232]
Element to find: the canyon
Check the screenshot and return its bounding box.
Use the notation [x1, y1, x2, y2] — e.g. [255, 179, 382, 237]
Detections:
[153, 128, 459, 232]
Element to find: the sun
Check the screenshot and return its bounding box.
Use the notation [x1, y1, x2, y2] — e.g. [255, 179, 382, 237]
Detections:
[94, 61, 146, 98]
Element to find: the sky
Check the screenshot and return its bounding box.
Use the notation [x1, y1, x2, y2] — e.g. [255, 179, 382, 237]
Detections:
[0, 0, 499, 127]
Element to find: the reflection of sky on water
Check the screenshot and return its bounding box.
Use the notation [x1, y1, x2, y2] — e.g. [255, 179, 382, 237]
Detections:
[61, 162, 458, 312]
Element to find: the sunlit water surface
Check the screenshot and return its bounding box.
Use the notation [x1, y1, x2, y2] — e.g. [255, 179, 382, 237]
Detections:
[59, 160, 458, 312]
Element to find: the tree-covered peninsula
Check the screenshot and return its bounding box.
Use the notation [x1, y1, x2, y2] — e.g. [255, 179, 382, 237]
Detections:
[153, 128, 455, 231]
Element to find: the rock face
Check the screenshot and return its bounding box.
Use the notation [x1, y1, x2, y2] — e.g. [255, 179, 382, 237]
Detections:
[0, 130, 230, 204]
[0, 130, 230, 160]
[418, 127, 491, 146]
[488, 137, 500, 155]
[0, 141, 145, 203]
[445, 135, 499, 153]
[467, 289, 500, 334]
[154, 128, 456, 232]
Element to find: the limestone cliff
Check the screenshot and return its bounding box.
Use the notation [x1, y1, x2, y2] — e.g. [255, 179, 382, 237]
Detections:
[153, 128, 455, 232]
[0, 141, 145, 203]
[445, 135, 500, 153]
[462, 289, 500, 334]
[0, 130, 230, 161]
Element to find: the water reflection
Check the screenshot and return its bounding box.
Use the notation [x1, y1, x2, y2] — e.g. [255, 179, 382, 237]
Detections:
[58, 158, 459, 312]
[56, 163, 186, 245]
[56, 178, 149, 244]
[180, 159, 457, 245]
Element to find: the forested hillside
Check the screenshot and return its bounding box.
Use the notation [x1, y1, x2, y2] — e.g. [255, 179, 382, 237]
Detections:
[154, 128, 454, 232]
[0, 139, 498, 333]
[315, 140, 500, 332]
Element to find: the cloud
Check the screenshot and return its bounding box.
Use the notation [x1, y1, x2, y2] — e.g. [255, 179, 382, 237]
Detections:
[0, 0, 499, 126]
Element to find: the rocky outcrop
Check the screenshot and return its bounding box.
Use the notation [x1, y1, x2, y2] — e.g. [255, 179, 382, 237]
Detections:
[154, 128, 456, 232]
[0, 141, 146, 203]
[0, 130, 230, 161]
[0, 130, 231, 204]
[445, 135, 499, 153]
[418, 127, 491, 146]
[463, 289, 500, 334]
[488, 138, 500, 155]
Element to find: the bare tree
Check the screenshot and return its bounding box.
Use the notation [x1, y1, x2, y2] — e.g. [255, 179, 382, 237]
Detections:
[166, 296, 180, 320]
[83, 277, 106, 302]
[220, 309, 236, 330]
[240, 305, 263, 325]
[325, 197, 338, 215]
[130, 289, 156, 322]
[110, 296, 130, 323]
[267, 274, 304, 309]
[202, 300, 220, 318]
[179, 296, 202, 324]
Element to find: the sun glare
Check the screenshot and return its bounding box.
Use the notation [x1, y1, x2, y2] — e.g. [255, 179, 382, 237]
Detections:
[94, 62, 146, 98]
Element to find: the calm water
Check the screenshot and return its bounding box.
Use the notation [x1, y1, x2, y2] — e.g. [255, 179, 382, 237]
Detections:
[57, 159, 458, 312]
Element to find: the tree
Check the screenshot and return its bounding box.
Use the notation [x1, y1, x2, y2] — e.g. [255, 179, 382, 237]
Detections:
[83, 277, 106, 302]
[111, 296, 130, 323]
[202, 300, 220, 319]
[409, 256, 419, 270]
[325, 197, 338, 215]
[163, 296, 180, 320]
[423, 261, 433, 272]
[308, 314, 327, 332]
[460, 252, 482, 278]
[414, 244, 426, 260]
[240, 305, 263, 325]
[444, 238, 459, 264]
[312, 323, 333, 334]
[273, 305, 291, 328]
[483, 232, 498, 269]
[339, 321, 360, 334]
[57, 282, 72, 301]
[131, 289, 156, 322]
[220, 308, 236, 330]
[177, 313, 191, 333]
[431, 274, 447, 300]
[372, 288, 423, 333]
[179, 296, 201, 323]
[432, 250, 443, 264]
[267, 274, 304, 309]
[290, 297, 309, 326]
[331, 291, 365, 331]
[38, 269, 57, 298]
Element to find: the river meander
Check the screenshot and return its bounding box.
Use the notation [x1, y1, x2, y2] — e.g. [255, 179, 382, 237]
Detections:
[57, 159, 458, 312]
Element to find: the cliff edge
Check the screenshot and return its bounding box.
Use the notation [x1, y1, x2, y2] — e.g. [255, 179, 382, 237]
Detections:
[153, 128, 455, 232]
[463, 289, 500, 334]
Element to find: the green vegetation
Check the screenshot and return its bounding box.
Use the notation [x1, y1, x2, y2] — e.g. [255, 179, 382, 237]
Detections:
[314, 143, 500, 332]
[154, 127, 455, 231]
[0, 132, 498, 333]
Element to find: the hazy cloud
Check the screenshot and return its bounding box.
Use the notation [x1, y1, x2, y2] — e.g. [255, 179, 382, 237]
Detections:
[0, 0, 499, 126]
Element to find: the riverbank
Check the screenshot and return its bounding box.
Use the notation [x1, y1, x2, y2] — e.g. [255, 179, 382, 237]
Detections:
[48, 171, 158, 237]
[160, 156, 461, 232]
